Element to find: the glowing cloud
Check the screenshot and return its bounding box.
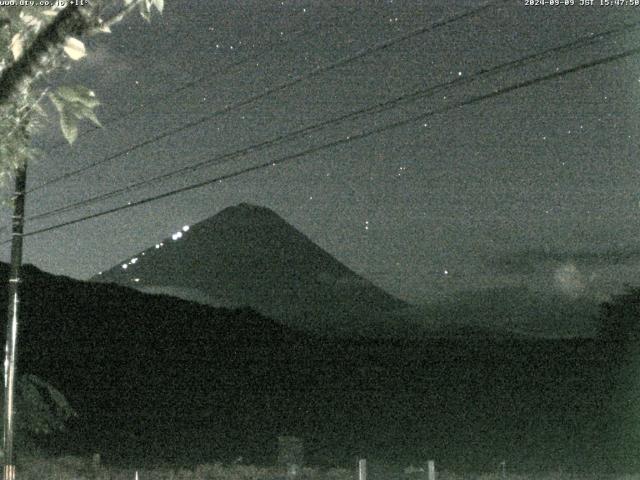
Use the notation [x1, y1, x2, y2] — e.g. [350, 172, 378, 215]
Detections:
[553, 263, 585, 298]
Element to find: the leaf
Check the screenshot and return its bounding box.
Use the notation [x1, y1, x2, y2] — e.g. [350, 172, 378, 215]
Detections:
[10, 33, 23, 60]
[48, 92, 64, 113]
[56, 85, 100, 109]
[49, 86, 102, 144]
[19, 12, 42, 29]
[152, 0, 164, 13]
[59, 109, 78, 144]
[139, 1, 151, 22]
[63, 37, 86, 61]
[69, 103, 102, 127]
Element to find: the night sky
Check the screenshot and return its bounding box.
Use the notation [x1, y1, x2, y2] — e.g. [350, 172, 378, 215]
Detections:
[4, 0, 640, 323]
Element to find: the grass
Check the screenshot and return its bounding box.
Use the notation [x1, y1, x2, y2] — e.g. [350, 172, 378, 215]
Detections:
[13, 456, 640, 480]
[17, 456, 352, 480]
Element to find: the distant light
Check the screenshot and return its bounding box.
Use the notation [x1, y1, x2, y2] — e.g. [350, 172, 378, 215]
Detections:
[160, 242, 164, 246]
[133, 278, 140, 283]
[444, 270, 449, 275]
[98, 272, 102, 275]
[131, 257, 138, 264]
[121, 264, 128, 270]
[172, 231, 183, 241]
[182, 225, 190, 232]
[155, 244, 160, 249]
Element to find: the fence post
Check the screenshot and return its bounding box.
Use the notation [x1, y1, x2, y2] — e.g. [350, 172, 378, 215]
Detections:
[358, 459, 367, 480]
[427, 460, 435, 480]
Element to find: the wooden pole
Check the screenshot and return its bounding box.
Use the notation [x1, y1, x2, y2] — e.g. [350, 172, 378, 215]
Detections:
[2, 165, 27, 480]
[427, 460, 435, 480]
[358, 459, 366, 480]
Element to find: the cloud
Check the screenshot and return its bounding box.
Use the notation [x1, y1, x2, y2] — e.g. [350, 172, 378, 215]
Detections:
[407, 286, 601, 338]
[487, 247, 640, 274]
[553, 263, 585, 298]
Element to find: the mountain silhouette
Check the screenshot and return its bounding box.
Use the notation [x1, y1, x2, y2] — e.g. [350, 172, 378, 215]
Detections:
[93, 203, 408, 337]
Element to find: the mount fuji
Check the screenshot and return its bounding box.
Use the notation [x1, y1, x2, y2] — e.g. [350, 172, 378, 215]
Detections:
[93, 203, 410, 337]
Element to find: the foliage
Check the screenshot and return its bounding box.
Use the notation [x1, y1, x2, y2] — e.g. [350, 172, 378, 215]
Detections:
[15, 374, 75, 436]
[0, 0, 163, 457]
[0, 0, 164, 191]
[0, 374, 76, 456]
[48, 85, 101, 145]
[16, 459, 354, 480]
[12, 458, 640, 480]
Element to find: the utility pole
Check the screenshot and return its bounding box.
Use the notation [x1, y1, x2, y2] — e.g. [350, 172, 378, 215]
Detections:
[0, 10, 84, 476]
[2, 165, 27, 480]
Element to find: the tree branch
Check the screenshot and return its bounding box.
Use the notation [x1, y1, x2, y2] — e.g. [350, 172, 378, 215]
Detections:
[101, 0, 143, 30]
[0, 4, 91, 105]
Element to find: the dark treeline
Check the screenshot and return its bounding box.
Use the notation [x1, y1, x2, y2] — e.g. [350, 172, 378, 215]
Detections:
[0, 264, 639, 472]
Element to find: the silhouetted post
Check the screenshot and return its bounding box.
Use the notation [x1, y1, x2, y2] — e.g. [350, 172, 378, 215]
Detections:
[2, 165, 26, 480]
[427, 460, 435, 480]
[358, 458, 366, 480]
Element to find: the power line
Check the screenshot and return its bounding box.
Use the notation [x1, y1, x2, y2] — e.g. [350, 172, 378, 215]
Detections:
[13, 44, 640, 243]
[22, 20, 640, 226]
[27, 0, 501, 194]
[40, 4, 361, 152]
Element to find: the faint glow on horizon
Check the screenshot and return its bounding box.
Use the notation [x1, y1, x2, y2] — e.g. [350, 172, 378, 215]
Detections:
[554, 263, 585, 298]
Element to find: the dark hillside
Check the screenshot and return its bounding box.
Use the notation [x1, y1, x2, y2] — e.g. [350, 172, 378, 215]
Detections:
[0, 264, 630, 471]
